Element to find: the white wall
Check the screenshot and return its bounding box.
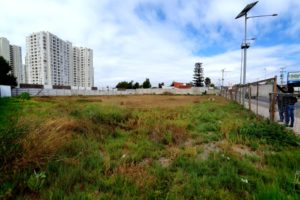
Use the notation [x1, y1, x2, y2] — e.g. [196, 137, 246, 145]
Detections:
[12, 87, 219, 97]
[0, 85, 11, 97]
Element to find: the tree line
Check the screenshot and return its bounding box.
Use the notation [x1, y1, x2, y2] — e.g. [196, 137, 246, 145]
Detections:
[0, 56, 17, 86]
[116, 78, 151, 89]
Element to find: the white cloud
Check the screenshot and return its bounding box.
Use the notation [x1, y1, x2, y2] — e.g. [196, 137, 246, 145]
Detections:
[0, 0, 299, 87]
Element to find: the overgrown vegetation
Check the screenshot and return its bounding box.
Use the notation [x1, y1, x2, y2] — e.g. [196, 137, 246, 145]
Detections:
[0, 95, 299, 199]
[18, 92, 31, 100]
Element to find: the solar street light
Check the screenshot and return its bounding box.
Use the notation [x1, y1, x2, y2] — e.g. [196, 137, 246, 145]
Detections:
[235, 1, 277, 105]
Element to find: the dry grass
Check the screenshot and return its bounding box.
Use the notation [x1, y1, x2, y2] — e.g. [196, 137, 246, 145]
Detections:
[33, 95, 216, 108]
[15, 118, 76, 168]
[114, 163, 156, 189]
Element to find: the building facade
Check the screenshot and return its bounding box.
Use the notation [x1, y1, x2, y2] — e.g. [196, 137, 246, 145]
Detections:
[10, 45, 24, 84]
[25, 31, 93, 87]
[0, 37, 10, 62]
[25, 31, 73, 86]
[73, 47, 94, 87]
[0, 37, 24, 84]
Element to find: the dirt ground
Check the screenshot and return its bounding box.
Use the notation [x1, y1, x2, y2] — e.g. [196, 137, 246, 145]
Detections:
[34, 94, 224, 108]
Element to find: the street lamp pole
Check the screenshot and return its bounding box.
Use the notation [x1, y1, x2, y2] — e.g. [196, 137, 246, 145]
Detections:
[235, 1, 277, 105]
[242, 13, 248, 105]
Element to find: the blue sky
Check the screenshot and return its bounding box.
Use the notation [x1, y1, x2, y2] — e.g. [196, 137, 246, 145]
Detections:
[0, 0, 299, 87]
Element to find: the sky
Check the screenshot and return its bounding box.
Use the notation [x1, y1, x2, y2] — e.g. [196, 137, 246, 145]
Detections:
[1, 0, 300, 87]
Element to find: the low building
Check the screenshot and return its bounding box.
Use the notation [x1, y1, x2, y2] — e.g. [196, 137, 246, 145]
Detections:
[173, 82, 192, 89]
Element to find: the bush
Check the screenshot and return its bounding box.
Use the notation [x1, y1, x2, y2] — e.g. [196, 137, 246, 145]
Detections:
[27, 171, 46, 192]
[19, 92, 30, 100]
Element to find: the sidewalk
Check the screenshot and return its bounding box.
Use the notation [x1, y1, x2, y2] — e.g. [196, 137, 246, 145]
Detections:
[248, 102, 300, 134]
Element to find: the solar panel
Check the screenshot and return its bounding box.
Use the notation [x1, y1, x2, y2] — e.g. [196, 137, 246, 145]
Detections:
[235, 1, 258, 19]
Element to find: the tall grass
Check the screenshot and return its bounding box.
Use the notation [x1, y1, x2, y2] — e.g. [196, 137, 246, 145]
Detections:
[1, 96, 300, 199]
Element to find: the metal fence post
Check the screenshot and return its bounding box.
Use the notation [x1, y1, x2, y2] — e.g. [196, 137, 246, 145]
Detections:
[256, 82, 259, 116]
[271, 76, 277, 122]
[248, 84, 251, 111]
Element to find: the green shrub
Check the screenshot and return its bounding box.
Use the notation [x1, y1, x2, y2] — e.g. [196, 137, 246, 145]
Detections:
[27, 171, 46, 192]
[19, 92, 30, 100]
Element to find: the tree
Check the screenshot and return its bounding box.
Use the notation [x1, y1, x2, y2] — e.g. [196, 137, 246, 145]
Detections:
[142, 78, 151, 88]
[133, 82, 140, 89]
[205, 77, 211, 87]
[193, 62, 204, 87]
[116, 81, 129, 89]
[128, 80, 134, 89]
[158, 82, 164, 88]
[0, 56, 17, 86]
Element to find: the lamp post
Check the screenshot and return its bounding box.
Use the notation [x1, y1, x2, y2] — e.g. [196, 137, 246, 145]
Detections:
[240, 38, 255, 103]
[235, 1, 277, 105]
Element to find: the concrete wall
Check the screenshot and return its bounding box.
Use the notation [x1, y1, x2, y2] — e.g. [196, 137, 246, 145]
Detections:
[0, 85, 11, 97]
[250, 84, 274, 97]
[12, 87, 219, 97]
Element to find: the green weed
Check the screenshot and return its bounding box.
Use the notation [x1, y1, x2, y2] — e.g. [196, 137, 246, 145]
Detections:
[1, 96, 300, 199]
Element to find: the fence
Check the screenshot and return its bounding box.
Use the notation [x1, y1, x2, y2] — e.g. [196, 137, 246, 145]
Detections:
[221, 76, 300, 134]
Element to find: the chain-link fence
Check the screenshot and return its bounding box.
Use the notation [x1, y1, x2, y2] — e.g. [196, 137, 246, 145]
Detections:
[221, 77, 300, 134]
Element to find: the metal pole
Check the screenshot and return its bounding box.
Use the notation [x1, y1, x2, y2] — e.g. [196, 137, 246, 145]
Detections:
[240, 48, 243, 103]
[221, 69, 224, 87]
[242, 13, 248, 106]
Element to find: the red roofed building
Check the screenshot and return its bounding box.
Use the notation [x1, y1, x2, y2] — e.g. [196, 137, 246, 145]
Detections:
[173, 82, 192, 89]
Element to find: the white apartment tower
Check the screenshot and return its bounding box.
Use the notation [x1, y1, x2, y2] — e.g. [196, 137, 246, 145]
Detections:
[0, 37, 24, 84]
[73, 47, 94, 87]
[25, 32, 73, 86]
[10, 45, 24, 84]
[0, 37, 10, 62]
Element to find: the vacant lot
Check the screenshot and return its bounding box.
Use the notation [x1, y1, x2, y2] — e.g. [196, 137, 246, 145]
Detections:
[1, 95, 300, 199]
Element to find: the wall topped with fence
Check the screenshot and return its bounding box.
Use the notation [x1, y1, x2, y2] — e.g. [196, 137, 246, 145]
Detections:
[221, 76, 300, 134]
[11, 87, 219, 97]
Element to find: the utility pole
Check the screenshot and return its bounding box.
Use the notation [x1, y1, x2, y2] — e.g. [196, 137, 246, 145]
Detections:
[279, 67, 286, 86]
[221, 69, 225, 87]
[264, 68, 267, 79]
[221, 68, 231, 87]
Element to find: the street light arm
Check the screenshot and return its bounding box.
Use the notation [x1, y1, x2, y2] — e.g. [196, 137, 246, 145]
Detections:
[247, 14, 278, 19]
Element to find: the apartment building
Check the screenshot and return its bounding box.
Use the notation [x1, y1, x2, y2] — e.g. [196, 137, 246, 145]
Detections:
[0, 37, 10, 62]
[10, 45, 24, 84]
[73, 47, 94, 87]
[25, 31, 94, 87]
[0, 37, 24, 84]
[25, 31, 73, 86]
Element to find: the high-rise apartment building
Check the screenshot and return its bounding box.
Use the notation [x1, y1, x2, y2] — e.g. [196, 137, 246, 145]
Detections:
[0, 37, 24, 84]
[10, 45, 24, 84]
[25, 31, 73, 86]
[73, 47, 94, 87]
[25, 31, 94, 87]
[0, 37, 10, 62]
